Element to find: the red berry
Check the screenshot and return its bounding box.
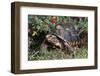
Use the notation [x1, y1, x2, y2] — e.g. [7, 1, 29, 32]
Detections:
[51, 17, 56, 24]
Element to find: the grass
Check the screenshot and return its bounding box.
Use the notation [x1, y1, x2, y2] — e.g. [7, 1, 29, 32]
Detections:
[28, 47, 88, 61]
[74, 47, 88, 58]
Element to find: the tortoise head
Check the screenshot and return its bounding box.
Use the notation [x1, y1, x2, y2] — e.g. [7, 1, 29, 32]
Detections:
[46, 34, 62, 48]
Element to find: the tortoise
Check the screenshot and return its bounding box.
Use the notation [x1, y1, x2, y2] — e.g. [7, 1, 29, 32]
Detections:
[43, 22, 82, 56]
